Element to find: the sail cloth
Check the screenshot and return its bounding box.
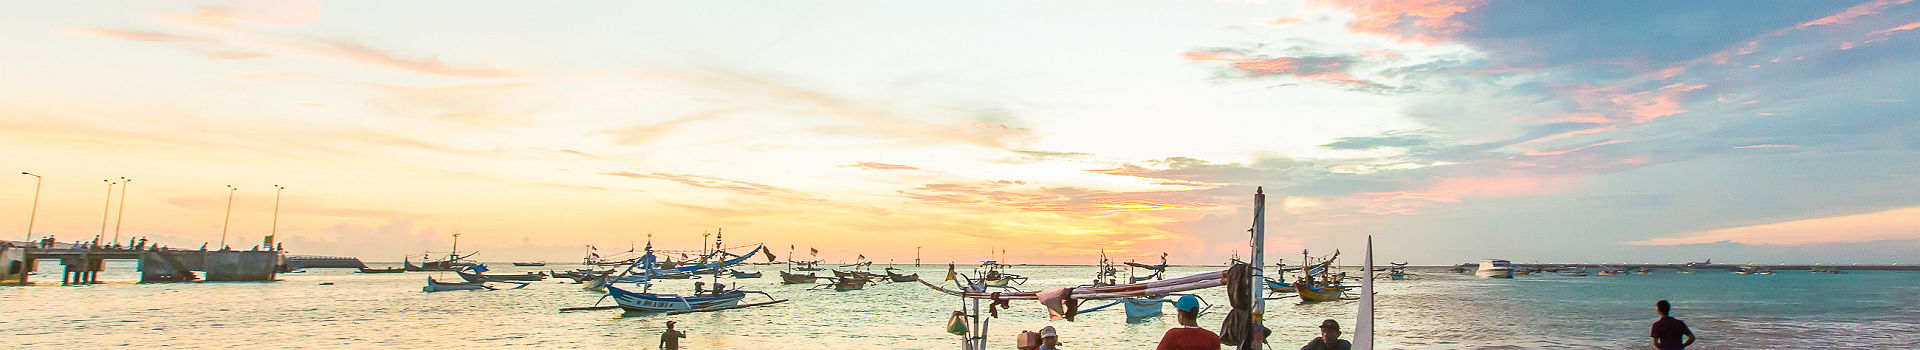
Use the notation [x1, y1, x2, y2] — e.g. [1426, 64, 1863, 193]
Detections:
[915, 266, 1230, 301]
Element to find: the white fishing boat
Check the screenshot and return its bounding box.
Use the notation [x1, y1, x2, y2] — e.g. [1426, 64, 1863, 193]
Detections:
[1560, 266, 1588, 276]
[1475, 259, 1514, 278]
[423, 276, 489, 292]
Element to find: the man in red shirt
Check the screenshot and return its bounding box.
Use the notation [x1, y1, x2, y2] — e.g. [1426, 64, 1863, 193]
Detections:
[1157, 295, 1221, 350]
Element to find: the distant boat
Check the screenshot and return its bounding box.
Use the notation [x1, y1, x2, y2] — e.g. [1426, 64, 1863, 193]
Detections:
[730, 270, 763, 279]
[1634, 266, 1653, 274]
[1735, 266, 1773, 275]
[1560, 266, 1588, 276]
[780, 271, 818, 284]
[885, 268, 919, 282]
[423, 277, 489, 292]
[1386, 262, 1409, 280]
[1810, 266, 1843, 274]
[1596, 266, 1624, 276]
[977, 261, 1026, 287]
[1476, 259, 1514, 278]
[512, 262, 546, 267]
[456, 267, 546, 283]
[357, 267, 404, 274]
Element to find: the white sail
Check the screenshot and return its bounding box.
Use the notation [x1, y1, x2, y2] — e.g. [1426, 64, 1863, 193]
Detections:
[1355, 235, 1374, 349]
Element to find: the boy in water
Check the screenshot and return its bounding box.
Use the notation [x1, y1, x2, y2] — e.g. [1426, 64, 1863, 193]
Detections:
[1651, 300, 1695, 349]
[660, 320, 686, 350]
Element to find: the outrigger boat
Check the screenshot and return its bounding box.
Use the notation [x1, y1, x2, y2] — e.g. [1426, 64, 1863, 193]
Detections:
[1385, 262, 1409, 280]
[423, 276, 490, 292]
[512, 262, 546, 267]
[1292, 250, 1347, 302]
[729, 269, 763, 278]
[978, 261, 1027, 288]
[405, 232, 478, 271]
[456, 265, 547, 283]
[781, 271, 818, 284]
[357, 267, 404, 274]
[886, 268, 919, 282]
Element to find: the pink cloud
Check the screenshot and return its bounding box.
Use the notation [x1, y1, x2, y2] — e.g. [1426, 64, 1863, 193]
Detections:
[1311, 0, 1488, 44]
[1733, 144, 1798, 149]
[79, 28, 210, 42]
[1627, 207, 1920, 246]
[1796, 0, 1914, 29]
[844, 162, 920, 171]
[1264, 17, 1307, 27]
[1522, 140, 1623, 157]
[1346, 174, 1572, 215]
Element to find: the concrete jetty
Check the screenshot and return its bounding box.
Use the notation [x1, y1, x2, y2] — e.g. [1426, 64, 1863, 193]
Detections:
[2, 244, 282, 285]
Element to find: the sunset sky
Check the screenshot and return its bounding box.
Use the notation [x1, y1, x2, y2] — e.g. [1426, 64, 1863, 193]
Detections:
[2, 0, 1917, 264]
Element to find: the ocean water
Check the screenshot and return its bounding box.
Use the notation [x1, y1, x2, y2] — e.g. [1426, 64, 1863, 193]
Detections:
[2, 262, 1917, 349]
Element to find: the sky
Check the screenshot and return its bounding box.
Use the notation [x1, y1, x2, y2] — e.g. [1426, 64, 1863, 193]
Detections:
[1, 0, 1917, 265]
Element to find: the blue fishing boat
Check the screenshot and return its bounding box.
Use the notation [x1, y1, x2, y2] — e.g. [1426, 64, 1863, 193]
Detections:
[606, 285, 747, 312]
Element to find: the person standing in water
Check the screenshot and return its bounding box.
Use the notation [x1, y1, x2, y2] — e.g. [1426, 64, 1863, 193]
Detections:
[660, 320, 686, 350]
[1155, 295, 1221, 349]
[1651, 300, 1695, 349]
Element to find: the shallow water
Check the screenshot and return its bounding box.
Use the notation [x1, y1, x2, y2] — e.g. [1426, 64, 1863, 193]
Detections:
[2, 262, 1917, 349]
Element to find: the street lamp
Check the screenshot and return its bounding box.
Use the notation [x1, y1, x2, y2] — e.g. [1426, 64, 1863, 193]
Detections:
[98, 179, 117, 246]
[220, 185, 237, 249]
[269, 184, 284, 250]
[21, 172, 40, 243]
[113, 177, 131, 245]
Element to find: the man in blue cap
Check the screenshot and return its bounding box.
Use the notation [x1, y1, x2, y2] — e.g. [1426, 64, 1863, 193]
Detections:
[1155, 295, 1220, 349]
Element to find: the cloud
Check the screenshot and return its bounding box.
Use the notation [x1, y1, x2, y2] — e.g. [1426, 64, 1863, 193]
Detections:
[844, 162, 919, 171]
[1182, 49, 1395, 92]
[79, 28, 211, 42]
[1627, 207, 1920, 246]
[1321, 130, 1435, 150]
[285, 35, 517, 78]
[1312, 0, 1487, 44]
[600, 171, 813, 201]
[1797, 0, 1913, 29]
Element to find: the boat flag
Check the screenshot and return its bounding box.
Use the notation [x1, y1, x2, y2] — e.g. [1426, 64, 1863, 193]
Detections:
[763, 248, 777, 262]
[810, 248, 818, 256]
[858, 254, 865, 260]
[945, 263, 956, 281]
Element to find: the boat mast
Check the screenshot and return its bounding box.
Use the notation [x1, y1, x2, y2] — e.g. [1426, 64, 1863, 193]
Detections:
[449, 231, 460, 263]
[1250, 187, 1267, 350]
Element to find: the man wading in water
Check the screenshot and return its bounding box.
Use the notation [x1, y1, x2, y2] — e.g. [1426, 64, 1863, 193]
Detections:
[1651, 300, 1695, 349]
[660, 320, 686, 350]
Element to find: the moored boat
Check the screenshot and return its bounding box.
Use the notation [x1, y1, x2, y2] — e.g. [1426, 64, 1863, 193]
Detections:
[1560, 266, 1588, 276]
[1475, 259, 1514, 278]
[729, 270, 763, 278]
[780, 271, 818, 284]
[423, 277, 489, 292]
[886, 269, 919, 282]
[606, 285, 747, 312]
[358, 267, 404, 274]
[1294, 282, 1346, 302]
[512, 262, 546, 267]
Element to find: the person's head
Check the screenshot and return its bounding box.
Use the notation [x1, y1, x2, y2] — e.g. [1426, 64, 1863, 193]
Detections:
[1174, 295, 1202, 325]
[1038, 326, 1058, 346]
[1657, 300, 1671, 316]
[1319, 319, 1341, 341]
[665, 320, 676, 330]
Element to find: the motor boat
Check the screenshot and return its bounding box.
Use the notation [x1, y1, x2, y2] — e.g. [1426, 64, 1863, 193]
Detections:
[1475, 259, 1514, 278]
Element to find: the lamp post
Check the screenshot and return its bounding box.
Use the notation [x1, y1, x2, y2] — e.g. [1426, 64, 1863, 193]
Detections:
[220, 185, 236, 249]
[269, 184, 283, 250]
[21, 172, 40, 243]
[98, 179, 117, 245]
[113, 177, 131, 245]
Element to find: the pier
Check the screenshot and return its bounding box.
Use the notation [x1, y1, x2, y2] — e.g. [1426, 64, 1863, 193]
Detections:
[2, 244, 282, 285]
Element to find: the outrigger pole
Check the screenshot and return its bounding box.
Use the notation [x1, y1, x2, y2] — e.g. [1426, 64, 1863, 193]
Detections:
[1250, 187, 1268, 350]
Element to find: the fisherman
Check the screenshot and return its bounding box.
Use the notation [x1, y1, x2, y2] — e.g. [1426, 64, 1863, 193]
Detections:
[693, 281, 706, 295]
[1299, 319, 1351, 350]
[1155, 295, 1221, 349]
[1651, 300, 1695, 349]
[1037, 325, 1060, 350]
[659, 320, 686, 350]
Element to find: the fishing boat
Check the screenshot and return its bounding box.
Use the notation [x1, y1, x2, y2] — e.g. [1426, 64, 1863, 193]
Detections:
[606, 284, 748, 312]
[1475, 259, 1514, 278]
[357, 267, 404, 274]
[978, 261, 1026, 287]
[831, 276, 869, 291]
[729, 269, 762, 278]
[1292, 250, 1347, 303]
[780, 270, 818, 284]
[1597, 266, 1624, 276]
[885, 268, 919, 282]
[1385, 262, 1409, 280]
[1560, 266, 1588, 276]
[423, 276, 489, 292]
[456, 265, 546, 282]
[405, 232, 479, 271]
[1676, 266, 1695, 274]
[1734, 266, 1773, 275]
[512, 262, 546, 267]
[1810, 266, 1844, 274]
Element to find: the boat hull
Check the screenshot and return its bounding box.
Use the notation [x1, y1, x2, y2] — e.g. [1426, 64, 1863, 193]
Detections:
[1475, 269, 1513, 278]
[423, 277, 488, 292]
[608, 286, 746, 312]
[1122, 297, 1164, 318]
[1294, 283, 1346, 302]
[1264, 279, 1294, 293]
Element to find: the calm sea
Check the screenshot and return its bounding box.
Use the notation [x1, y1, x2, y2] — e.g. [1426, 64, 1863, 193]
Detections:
[2, 262, 1917, 349]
